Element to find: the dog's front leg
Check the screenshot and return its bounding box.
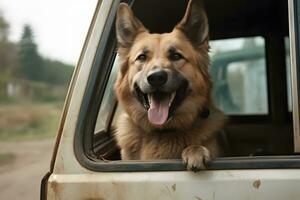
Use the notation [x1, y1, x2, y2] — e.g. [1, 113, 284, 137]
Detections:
[121, 148, 140, 160]
[181, 145, 211, 172]
[121, 149, 131, 160]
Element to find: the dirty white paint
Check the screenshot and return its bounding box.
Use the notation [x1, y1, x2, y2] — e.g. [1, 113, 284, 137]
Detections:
[48, 170, 300, 200]
[52, 0, 113, 175]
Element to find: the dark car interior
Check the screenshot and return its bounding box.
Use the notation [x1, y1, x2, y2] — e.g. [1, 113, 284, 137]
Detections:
[76, 0, 297, 171]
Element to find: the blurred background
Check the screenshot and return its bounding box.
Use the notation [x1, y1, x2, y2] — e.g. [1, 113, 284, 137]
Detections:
[0, 0, 97, 199]
[0, 0, 292, 199]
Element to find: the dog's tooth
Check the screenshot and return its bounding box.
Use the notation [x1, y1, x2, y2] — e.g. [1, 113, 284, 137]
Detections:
[171, 92, 176, 102]
[169, 92, 176, 107]
[148, 94, 151, 104]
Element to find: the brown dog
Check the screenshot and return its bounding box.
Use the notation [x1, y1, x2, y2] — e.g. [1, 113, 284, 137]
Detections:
[114, 0, 226, 171]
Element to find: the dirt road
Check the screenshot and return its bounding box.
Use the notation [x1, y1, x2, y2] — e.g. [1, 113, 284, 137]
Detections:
[0, 139, 54, 200]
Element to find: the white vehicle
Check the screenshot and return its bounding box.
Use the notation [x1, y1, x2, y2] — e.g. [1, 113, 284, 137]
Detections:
[41, 0, 300, 199]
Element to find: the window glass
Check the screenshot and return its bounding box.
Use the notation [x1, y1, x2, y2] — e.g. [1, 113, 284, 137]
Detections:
[94, 56, 119, 133]
[285, 37, 292, 112]
[210, 37, 268, 115]
[95, 37, 269, 134]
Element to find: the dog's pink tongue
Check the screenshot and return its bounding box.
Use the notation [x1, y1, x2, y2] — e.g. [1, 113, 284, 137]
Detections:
[148, 95, 170, 125]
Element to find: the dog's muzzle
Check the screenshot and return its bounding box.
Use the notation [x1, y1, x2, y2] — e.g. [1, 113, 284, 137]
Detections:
[134, 69, 189, 126]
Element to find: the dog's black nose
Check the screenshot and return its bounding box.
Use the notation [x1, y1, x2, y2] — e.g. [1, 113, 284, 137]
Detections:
[147, 70, 168, 88]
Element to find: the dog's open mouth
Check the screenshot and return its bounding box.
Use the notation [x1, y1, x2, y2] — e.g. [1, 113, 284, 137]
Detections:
[134, 81, 189, 126]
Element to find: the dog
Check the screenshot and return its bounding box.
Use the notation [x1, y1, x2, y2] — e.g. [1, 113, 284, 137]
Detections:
[114, 0, 226, 171]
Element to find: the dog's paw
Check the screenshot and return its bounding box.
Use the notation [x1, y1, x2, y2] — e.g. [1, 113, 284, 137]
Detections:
[181, 145, 211, 172]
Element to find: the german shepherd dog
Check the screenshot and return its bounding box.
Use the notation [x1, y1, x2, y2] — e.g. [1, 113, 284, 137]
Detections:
[114, 0, 226, 171]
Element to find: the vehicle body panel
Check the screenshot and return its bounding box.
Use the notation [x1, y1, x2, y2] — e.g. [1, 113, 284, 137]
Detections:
[49, 0, 112, 175]
[48, 170, 300, 200]
[44, 0, 300, 199]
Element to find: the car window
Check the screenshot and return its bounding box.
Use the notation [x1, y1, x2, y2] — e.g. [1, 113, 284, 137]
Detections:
[72, 0, 297, 173]
[94, 56, 119, 133]
[210, 37, 268, 115]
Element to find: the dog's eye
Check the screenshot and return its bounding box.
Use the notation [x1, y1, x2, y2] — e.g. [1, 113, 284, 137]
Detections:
[169, 52, 183, 61]
[136, 54, 147, 62]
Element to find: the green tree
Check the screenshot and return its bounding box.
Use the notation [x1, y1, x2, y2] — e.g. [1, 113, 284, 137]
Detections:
[0, 13, 8, 41]
[43, 59, 73, 86]
[0, 12, 18, 97]
[18, 24, 44, 81]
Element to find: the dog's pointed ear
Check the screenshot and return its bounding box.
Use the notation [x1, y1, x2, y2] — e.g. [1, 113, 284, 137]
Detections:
[116, 3, 146, 48]
[175, 0, 209, 47]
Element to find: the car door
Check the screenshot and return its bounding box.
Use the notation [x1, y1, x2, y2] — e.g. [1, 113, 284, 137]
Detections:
[42, 0, 300, 199]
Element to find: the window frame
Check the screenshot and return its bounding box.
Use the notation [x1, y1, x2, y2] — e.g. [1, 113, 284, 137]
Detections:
[74, 0, 122, 164]
[74, 0, 300, 172]
[289, 0, 300, 152]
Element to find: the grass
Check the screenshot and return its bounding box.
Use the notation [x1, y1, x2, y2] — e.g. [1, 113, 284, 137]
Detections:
[0, 102, 64, 141]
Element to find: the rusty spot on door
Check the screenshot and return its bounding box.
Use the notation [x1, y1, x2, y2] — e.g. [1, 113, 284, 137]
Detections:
[172, 184, 176, 191]
[252, 179, 261, 189]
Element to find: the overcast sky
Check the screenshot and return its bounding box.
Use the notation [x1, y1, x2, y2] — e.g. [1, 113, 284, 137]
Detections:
[0, 0, 97, 65]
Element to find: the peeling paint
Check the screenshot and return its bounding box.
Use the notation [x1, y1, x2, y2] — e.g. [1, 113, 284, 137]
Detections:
[49, 180, 63, 200]
[194, 196, 203, 200]
[172, 184, 176, 192]
[253, 179, 261, 189]
[164, 185, 172, 197]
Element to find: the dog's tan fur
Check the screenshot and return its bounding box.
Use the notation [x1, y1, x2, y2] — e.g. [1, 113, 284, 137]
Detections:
[114, 0, 226, 170]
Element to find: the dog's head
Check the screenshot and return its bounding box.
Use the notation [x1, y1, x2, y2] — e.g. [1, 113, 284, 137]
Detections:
[115, 0, 212, 130]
